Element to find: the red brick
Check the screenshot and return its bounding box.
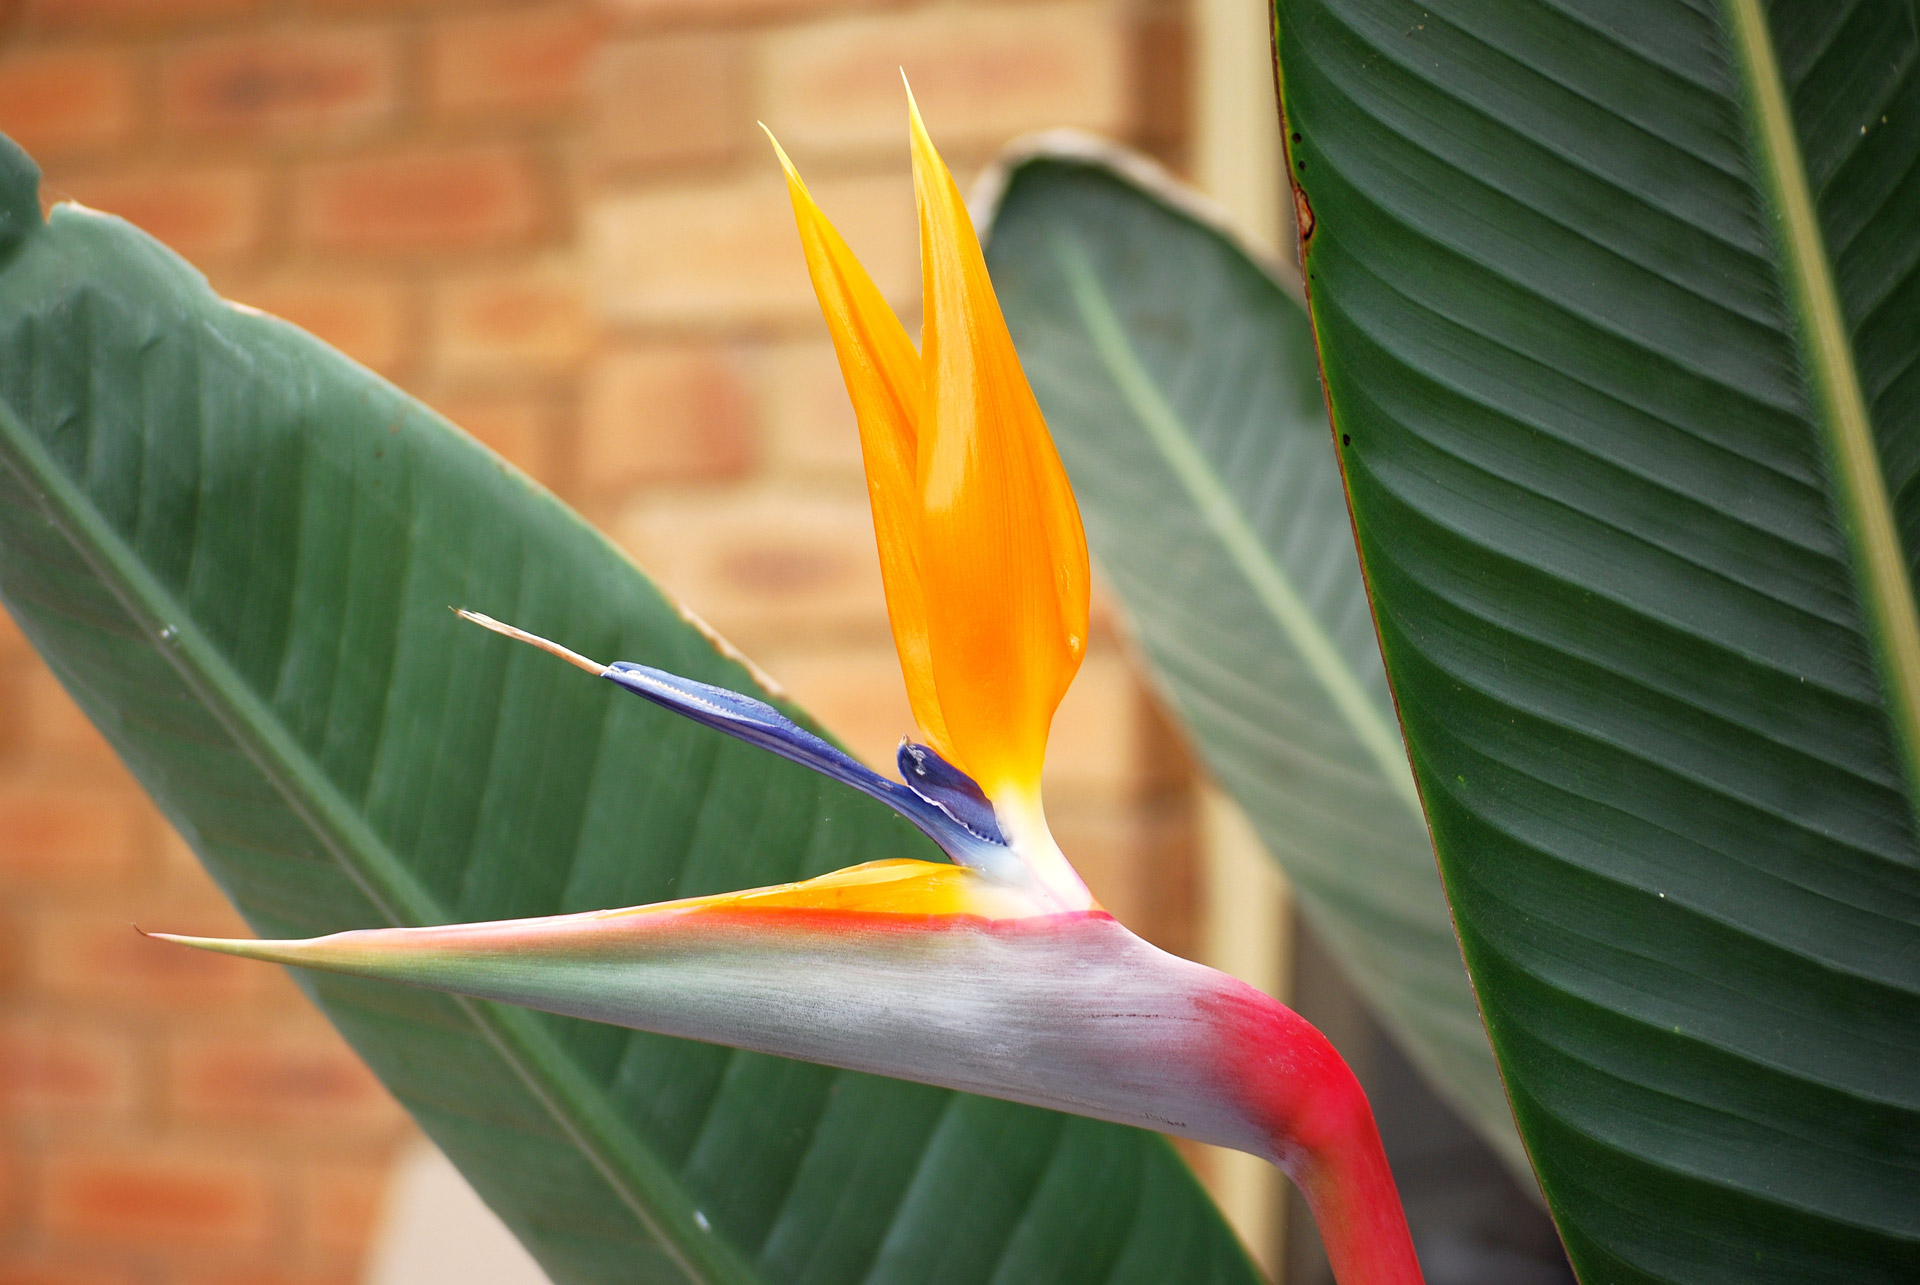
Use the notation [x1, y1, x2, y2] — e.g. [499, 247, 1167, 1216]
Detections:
[1045, 649, 1142, 798]
[35, 913, 265, 1013]
[22, 666, 121, 775]
[0, 1260, 144, 1285]
[0, 1018, 139, 1119]
[582, 346, 754, 489]
[153, 827, 255, 913]
[160, 27, 398, 140]
[759, 647, 911, 769]
[43, 1146, 272, 1249]
[0, 672, 26, 764]
[0, 782, 140, 886]
[296, 145, 540, 253]
[0, 48, 137, 156]
[760, 4, 1129, 156]
[590, 34, 744, 170]
[604, 0, 876, 21]
[301, 0, 494, 11]
[54, 166, 266, 262]
[166, 1031, 396, 1135]
[428, 5, 598, 117]
[200, 1265, 359, 1285]
[0, 1138, 18, 1230]
[25, 0, 260, 29]
[1052, 801, 1140, 922]
[0, 908, 23, 998]
[1131, 7, 1189, 167]
[229, 274, 411, 374]
[0, 606, 28, 661]
[432, 259, 588, 378]
[614, 493, 885, 646]
[433, 391, 561, 489]
[296, 1159, 391, 1254]
[589, 172, 914, 327]
[763, 340, 861, 477]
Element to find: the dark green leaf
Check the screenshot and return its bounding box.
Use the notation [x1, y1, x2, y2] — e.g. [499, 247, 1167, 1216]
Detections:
[1272, 1, 1920, 1279]
[979, 142, 1527, 1178]
[0, 135, 1259, 1285]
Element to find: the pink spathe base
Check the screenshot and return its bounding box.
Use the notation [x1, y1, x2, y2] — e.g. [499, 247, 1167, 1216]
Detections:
[159, 886, 1421, 1283]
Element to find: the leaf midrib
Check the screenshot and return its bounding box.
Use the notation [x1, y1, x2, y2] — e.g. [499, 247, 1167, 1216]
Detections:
[1722, 0, 1920, 813]
[0, 394, 760, 1285]
[1050, 232, 1421, 815]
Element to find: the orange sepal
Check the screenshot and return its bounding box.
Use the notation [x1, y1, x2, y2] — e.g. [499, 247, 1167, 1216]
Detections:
[769, 131, 955, 757]
[907, 94, 1090, 800]
[613, 858, 1052, 922]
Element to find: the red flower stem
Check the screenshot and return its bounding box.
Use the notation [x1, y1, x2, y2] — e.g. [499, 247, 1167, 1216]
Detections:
[1206, 983, 1424, 1285]
[1291, 1084, 1424, 1285]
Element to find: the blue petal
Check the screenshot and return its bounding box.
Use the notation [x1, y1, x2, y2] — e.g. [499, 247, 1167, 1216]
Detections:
[898, 742, 1007, 845]
[602, 662, 1033, 890]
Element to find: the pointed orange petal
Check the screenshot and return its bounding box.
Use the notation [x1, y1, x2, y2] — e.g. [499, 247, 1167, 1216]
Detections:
[768, 130, 954, 756]
[907, 95, 1090, 801]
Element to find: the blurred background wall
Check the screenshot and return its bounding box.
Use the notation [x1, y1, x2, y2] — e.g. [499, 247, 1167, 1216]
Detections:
[0, 0, 1265, 1282]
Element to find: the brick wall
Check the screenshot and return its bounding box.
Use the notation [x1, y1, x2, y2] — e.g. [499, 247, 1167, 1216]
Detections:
[0, 0, 1195, 1280]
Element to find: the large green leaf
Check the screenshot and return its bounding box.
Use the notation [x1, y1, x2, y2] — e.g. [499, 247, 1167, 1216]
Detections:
[0, 138, 1259, 1285]
[1272, 0, 1920, 1279]
[977, 141, 1526, 1178]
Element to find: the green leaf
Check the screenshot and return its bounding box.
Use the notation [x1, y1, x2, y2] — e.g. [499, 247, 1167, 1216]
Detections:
[0, 136, 1259, 1285]
[978, 140, 1527, 1178]
[1271, 1, 1920, 1279]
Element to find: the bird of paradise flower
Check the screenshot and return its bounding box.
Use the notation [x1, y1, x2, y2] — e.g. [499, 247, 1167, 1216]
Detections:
[153, 92, 1424, 1285]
